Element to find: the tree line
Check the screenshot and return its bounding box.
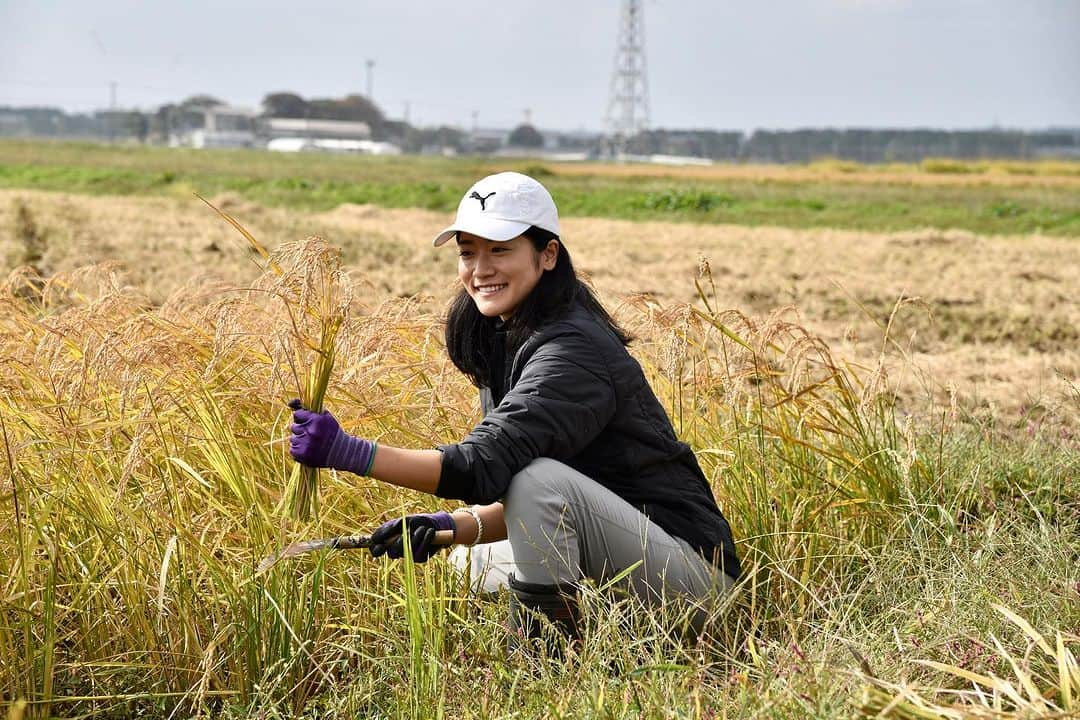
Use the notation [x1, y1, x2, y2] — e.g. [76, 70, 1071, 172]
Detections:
[624, 127, 1080, 162]
[1, 92, 1076, 161]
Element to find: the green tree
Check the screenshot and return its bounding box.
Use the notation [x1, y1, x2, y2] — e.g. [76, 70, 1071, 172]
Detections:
[150, 104, 177, 141]
[125, 111, 149, 142]
[180, 95, 225, 109]
[401, 125, 465, 153]
[261, 92, 308, 118]
[307, 95, 384, 126]
[508, 124, 544, 148]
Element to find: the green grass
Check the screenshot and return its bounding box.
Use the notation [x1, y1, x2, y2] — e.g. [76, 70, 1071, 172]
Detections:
[4, 139, 1080, 235]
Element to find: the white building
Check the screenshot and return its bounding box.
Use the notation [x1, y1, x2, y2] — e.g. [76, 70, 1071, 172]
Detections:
[170, 106, 257, 148]
[260, 118, 371, 140]
[267, 137, 401, 155]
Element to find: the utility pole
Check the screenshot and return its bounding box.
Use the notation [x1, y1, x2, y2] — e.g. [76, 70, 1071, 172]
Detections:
[604, 0, 650, 156]
[108, 81, 117, 143]
[403, 101, 410, 124]
[365, 59, 375, 101]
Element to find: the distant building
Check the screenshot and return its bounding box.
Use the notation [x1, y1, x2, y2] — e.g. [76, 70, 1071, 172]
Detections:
[549, 128, 604, 151]
[267, 137, 401, 155]
[260, 118, 371, 140]
[466, 127, 510, 154]
[1035, 127, 1080, 158]
[464, 127, 603, 158]
[170, 105, 257, 148]
[0, 110, 28, 135]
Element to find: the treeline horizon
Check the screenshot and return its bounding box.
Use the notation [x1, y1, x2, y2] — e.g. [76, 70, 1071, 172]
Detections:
[626, 126, 1080, 163]
[2, 93, 1078, 163]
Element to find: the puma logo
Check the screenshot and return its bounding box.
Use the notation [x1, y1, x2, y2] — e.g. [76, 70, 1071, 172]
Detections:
[469, 191, 496, 210]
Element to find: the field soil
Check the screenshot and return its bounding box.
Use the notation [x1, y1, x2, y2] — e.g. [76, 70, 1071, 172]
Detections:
[2, 187, 1076, 434]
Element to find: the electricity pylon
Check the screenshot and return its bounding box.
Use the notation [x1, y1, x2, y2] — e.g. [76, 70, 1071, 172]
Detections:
[605, 0, 650, 154]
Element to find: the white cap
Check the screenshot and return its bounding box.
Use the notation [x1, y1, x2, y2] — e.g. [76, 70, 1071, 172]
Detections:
[432, 171, 560, 247]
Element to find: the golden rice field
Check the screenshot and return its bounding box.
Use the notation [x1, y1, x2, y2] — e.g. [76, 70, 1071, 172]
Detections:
[1, 188, 1076, 433]
[0, 179, 1077, 719]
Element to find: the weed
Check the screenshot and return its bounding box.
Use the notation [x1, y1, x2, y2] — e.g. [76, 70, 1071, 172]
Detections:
[989, 199, 1025, 218]
[521, 163, 555, 178]
[634, 188, 734, 212]
[12, 199, 46, 268]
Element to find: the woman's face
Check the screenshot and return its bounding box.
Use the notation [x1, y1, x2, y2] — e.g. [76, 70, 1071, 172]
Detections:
[457, 233, 559, 320]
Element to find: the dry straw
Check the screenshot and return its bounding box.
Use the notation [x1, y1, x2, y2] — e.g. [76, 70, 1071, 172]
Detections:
[857, 606, 1080, 719]
[198, 194, 350, 520]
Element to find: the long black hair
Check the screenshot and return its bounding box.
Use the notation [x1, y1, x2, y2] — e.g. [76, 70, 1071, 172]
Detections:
[445, 226, 631, 388]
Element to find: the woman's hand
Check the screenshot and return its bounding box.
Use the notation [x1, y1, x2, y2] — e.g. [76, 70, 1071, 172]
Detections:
[288, 403, 341, 467]
[288, 400, 376, 476]
[369, 512, 456, 563]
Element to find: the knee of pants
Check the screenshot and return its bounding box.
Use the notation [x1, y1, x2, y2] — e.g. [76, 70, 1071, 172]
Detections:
[503, 457, 577, 527]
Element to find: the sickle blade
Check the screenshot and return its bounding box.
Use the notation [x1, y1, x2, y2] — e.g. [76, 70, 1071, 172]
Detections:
[254, 528, 452, 575]
[255, 534, 374, 575]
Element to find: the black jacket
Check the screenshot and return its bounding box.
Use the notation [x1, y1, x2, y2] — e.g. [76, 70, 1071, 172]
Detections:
[436, 302, 741, 579]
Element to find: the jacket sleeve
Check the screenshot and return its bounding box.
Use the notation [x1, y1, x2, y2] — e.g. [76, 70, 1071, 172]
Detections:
[436, 330, 616, 504]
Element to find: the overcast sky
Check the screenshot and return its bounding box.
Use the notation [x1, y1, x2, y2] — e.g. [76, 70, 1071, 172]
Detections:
[1, 1, 1077, 132]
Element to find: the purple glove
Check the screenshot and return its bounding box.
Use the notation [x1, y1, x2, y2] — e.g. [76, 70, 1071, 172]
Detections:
[369, 512, 456, 563]
[288, 400, 376, 476]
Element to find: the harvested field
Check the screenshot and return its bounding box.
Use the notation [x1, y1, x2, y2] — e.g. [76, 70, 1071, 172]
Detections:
[2, 187, 1075, 433]
[1, 158, 1077, 719]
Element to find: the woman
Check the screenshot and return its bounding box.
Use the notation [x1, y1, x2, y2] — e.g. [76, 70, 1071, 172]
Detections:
[289, 171, 740, 652]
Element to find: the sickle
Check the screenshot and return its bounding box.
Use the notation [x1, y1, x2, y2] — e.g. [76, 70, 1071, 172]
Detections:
[256, 529, 455, 575]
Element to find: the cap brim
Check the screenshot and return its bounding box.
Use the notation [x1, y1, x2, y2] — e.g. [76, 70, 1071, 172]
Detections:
[432, 216, 531, 247]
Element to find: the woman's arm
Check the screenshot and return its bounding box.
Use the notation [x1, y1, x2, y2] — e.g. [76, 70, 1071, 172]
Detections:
[290, 407, 445, 494]
[364, 449, 508, 546]
[449, 502, 507, 545]
[436, 331, 617, 505]
[366, 445, 443, 495]
[288, 408, 508, 534]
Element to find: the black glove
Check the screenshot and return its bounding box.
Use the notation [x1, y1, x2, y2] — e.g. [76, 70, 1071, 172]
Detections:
[369, 511, 455, 563]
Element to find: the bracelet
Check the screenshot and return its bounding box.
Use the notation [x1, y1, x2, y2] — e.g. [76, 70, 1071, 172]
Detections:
[362, 442, 377, 476]
[463, 505, 484, 546]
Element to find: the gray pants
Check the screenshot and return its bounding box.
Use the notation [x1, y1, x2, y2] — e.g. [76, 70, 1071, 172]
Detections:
[448, 458, 734, 630]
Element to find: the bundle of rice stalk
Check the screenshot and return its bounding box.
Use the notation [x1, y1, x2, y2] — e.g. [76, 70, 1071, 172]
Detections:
[280, 266, 348, 520]
[199, 195, 350, 520]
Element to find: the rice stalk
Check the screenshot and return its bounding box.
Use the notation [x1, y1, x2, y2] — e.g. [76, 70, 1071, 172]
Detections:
[198, 194, 349, 520]
[0, 246, 1074, 717]
[856, 606, 1080, 718]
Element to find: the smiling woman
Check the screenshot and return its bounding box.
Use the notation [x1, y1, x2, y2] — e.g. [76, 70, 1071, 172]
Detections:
[287, 171, 740, 658]
[455, 232, 557, 320]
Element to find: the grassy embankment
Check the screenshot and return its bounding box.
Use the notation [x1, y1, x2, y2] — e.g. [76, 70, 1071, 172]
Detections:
[2, 139, 1080, 236]
[0, 142, 1077, 718]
